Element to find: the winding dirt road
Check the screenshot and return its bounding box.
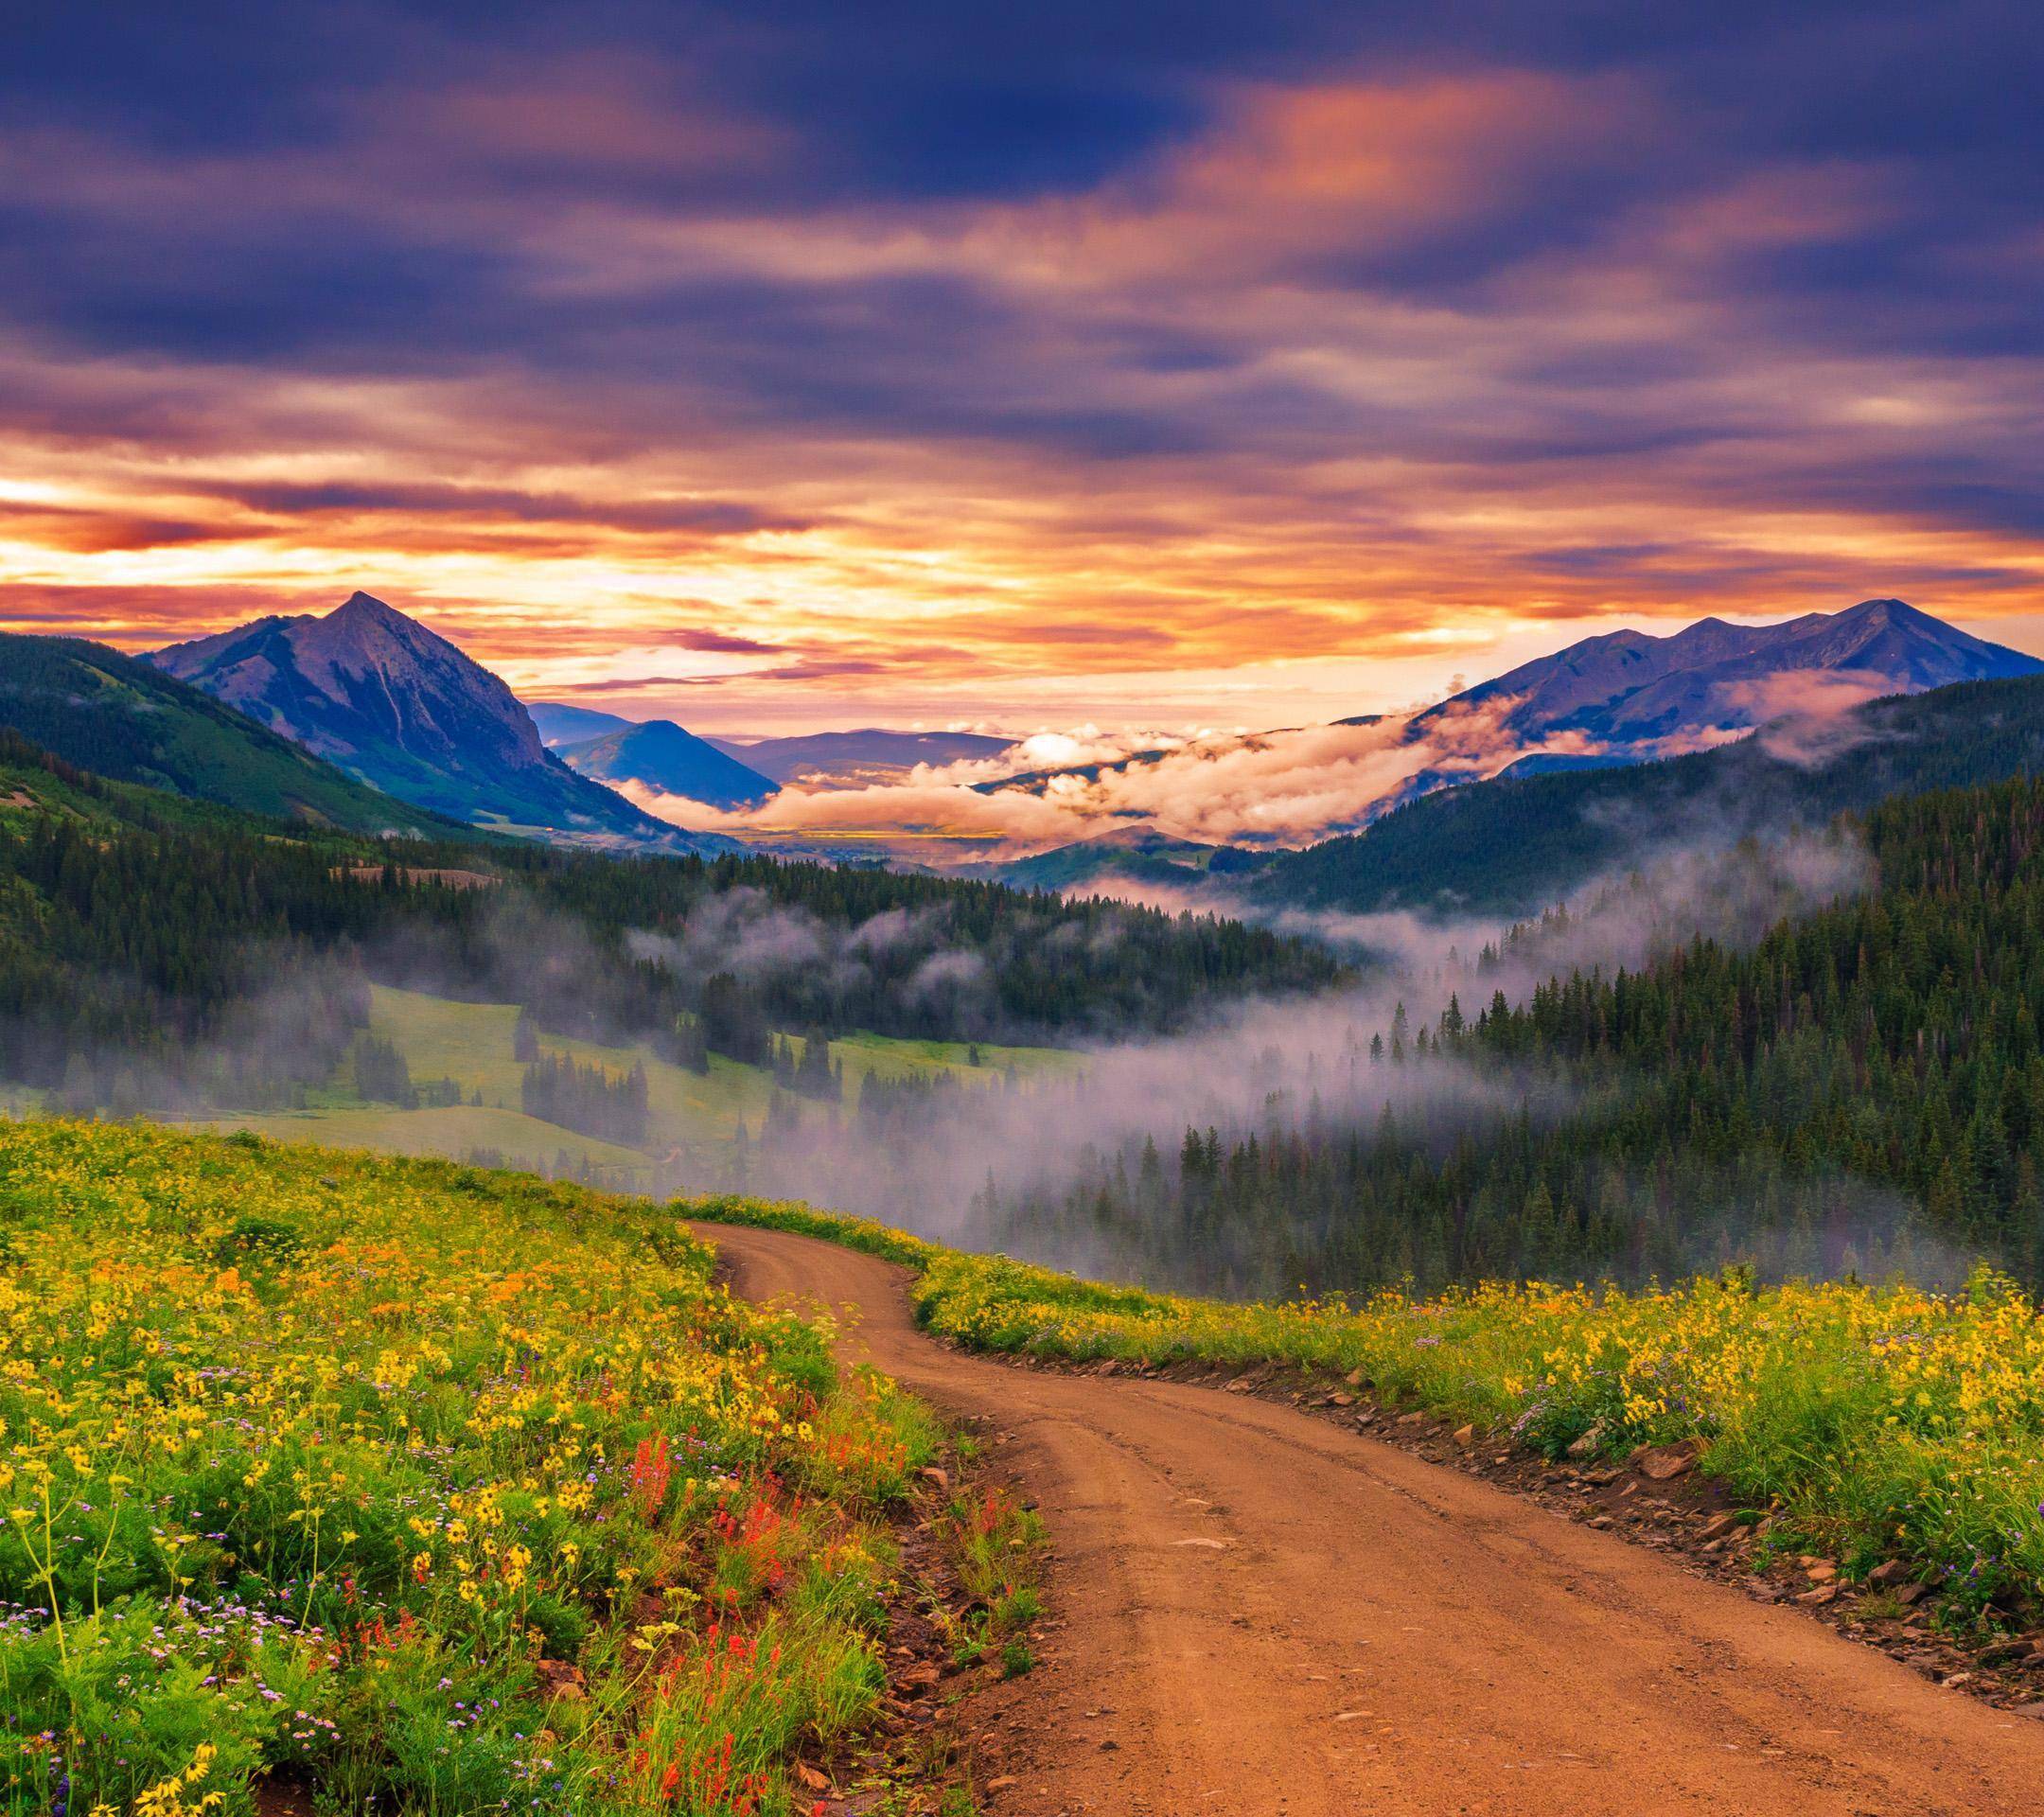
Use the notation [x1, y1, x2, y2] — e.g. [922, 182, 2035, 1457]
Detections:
[704, 1223, 2044, 1815]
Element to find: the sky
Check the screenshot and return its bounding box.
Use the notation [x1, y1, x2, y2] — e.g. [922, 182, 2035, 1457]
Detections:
[5, 3, 2044, 735]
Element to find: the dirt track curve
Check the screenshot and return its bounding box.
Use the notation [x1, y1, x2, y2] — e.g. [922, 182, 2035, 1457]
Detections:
[705, 1224, 2044, 1816]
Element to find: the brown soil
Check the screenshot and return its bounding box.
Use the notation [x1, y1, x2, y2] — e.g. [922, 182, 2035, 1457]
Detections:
[799, 1455, 1037, 1813]
[706, 1222, 2044, 1817]
[253, 1779, 317, 1817]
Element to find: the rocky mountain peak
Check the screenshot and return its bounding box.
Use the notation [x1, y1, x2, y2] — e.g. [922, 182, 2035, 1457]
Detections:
[144, 591, 712, 846]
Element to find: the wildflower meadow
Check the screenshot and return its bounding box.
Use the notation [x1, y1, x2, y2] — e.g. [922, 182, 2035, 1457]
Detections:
[0, 1121, 942, 1816]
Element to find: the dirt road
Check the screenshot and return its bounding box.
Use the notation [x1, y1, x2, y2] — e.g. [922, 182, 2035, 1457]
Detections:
[705, 1223, 2044, 1815]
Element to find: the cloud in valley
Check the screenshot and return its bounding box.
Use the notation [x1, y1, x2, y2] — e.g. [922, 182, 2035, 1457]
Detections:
[1718, 669, 1899, 767]
[623, 694, 1619, 851]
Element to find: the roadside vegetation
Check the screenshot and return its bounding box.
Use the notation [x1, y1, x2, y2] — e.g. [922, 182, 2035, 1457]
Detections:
[0, 1119, 956, 1816]
[929, 1487, 1047, 1682]
[698, 1198, 2044, 1627]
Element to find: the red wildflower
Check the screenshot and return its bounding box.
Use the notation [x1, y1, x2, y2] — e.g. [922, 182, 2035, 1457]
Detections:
[632, 1433, 675, 1520]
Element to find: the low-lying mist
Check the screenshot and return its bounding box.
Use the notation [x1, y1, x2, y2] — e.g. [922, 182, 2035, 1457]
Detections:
[37, 811, 1982, 1303]
[666, 821, 1942, 1296]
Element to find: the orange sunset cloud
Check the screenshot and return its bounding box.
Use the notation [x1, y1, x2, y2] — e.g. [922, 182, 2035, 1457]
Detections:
[4, 31, 2042, 733]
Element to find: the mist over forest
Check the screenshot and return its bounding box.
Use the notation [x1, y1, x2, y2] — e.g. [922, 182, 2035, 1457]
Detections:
[12, 625, 2044, 1313]
[715, 813, 1972, 1297]
[13, 708, 2029, 1308]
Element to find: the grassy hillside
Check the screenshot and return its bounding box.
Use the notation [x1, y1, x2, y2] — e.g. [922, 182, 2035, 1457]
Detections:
[358, 987, 781, 1142]
[0, 732, 210, 834]
[357, 983, 1074, 1125]
[197, 1102, 659, 1185]
[829, 1030, 1085, 1088]
[0, 1117, 948, 1815]
[0, 633, 464, 835]
[0, 726, 392, 844]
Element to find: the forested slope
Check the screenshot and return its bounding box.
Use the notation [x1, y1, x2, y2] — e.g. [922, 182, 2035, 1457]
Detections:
[0, 732, 1341, 1108]
[993, 775, 2044, 1297]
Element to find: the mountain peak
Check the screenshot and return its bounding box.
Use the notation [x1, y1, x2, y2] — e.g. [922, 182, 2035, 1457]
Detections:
[144, 592, 720, 848]
[1428, 595, 2041, 758]
[559, 717, 777, 808]
[1837, 596, 1929, 628]
[322, 590, 438, 652]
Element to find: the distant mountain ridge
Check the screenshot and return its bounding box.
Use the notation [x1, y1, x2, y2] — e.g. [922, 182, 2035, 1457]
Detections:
[530, 702, 632, 748]
[1258, 671, 2044, 921]
[149, 593, 723, 849]
[1420, 597, 2041, 752]
[529, 710, 1014, 793]
[557, 719, 778, 809]
[706, 728, 1013, 785]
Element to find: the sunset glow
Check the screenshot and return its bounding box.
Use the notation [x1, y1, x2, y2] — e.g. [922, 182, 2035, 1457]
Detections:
[6, 7, 2043, 732]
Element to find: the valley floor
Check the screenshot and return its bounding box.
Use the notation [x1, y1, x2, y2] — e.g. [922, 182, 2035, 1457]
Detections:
[189, 983, 1079, 1190]
[705, 1222, 2044, 1817]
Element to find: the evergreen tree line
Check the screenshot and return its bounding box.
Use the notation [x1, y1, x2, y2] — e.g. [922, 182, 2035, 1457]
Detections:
[769, 1032, 841, 1102]
[424, 833, 1342, 1051]
[354, 1033, 463, 1109]
[520, 1052, 649, 1147]
[0, 810, 382, 1108]
[975, 778, 2044, 1299]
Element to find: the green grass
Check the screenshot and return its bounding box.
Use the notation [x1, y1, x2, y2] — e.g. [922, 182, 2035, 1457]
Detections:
[823, 1032, 1084, 1093]
[931, 1487, 1048, 1676]
[359, 985, 789, 1142]
[361, 986, 759, 1131]
[168, 988, 1082, 1198]
[196, 1103, 658, 1186]
[241, 986, 1079, 1158]
[361, 984, 1080, 1133]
